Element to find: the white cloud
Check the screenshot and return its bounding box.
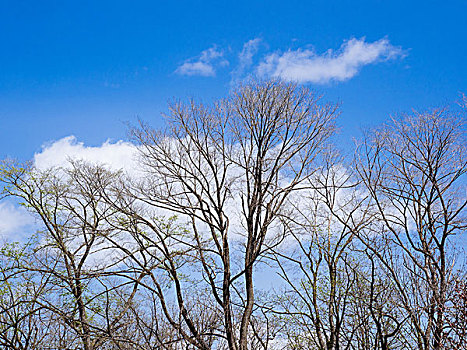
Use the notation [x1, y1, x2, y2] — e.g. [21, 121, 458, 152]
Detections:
[231, 38, 262, 83]
[0, 202, 35, 240]
[238, 38, 262, 70]
[257, 37, 405, 84]
[176, 61, 216, 77]
[34, 136, 138, 172]
[175, 46, 228, 77]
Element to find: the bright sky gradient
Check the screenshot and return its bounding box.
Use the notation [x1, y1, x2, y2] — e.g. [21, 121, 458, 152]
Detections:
[0, 0, 466, 159]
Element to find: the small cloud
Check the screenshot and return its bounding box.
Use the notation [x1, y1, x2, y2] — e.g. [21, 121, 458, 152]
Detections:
[257, 37, 405, 84]
[176, 45, 228, 77]
[239, 38, 262, 69]
[199, 46, 225, 62]
[176, 61, 216, 77]
[231, 38, 262, 83]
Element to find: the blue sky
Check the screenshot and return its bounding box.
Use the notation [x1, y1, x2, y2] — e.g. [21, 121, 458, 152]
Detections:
[0, 0, 466, 160]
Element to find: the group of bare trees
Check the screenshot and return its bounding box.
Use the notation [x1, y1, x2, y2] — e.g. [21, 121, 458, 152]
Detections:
[1, 81, 465, 349]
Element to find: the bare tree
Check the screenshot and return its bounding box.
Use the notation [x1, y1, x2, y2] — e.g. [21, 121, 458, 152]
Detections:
[121, 80, 337, 349]
[269, 150, 392, 350]
[0, 161, 144, 350]
[355, 107, 467, 350]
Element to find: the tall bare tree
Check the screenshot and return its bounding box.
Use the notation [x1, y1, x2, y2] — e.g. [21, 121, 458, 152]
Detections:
[269, 150, 405, 350]
[355, 107, 467, 350]
[123, 80, 337, 349]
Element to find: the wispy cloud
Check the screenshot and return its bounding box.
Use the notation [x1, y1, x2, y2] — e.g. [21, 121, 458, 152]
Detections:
[175, 46, 228, 77]
[232, 38, 262, 83]
[238, 38, 262, 71]
[257, 38, 405, 84]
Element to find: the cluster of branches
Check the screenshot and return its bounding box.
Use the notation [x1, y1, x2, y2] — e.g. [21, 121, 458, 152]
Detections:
[0, 81, 465, 350]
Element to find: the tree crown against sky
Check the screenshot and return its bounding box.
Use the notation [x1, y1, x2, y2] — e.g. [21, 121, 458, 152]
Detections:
[1, 80, 466, 350]
[0, 1, 466, 348]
